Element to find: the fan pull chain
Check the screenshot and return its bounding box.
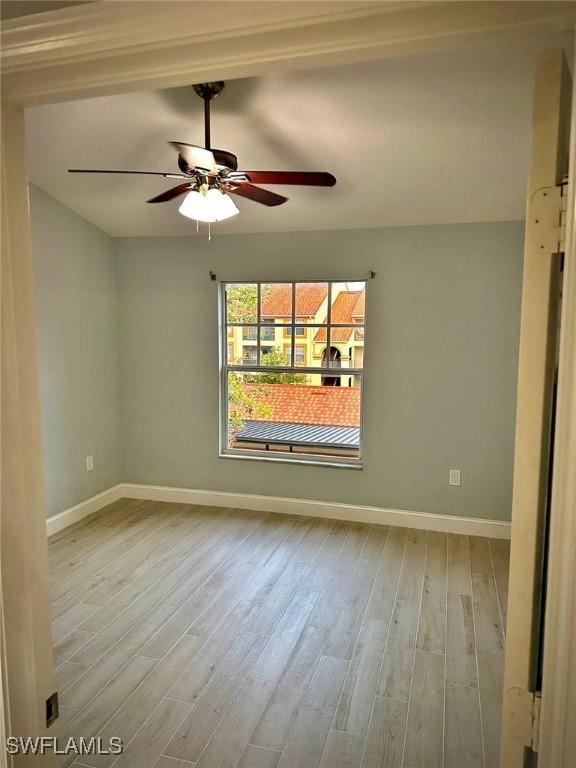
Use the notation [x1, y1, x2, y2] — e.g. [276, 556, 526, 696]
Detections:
[208, 221, 212, 241]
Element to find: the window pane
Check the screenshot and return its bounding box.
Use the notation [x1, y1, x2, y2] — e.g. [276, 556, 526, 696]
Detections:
[260, 338, 290, 368]
[295, 282, 328, 324]
[313, 327, 364, 369]
[260, 283, 292, 323]
[225, 283, 257, 324]
[226, 341, 236, 365]
[285, 344, 307, 367]
[329, 281, 366, 325]
[227, 327, 259, 363]
[227, 372, 361, 458]
[240, 344, 257, 366]
[242, 326, 258, 341]
[325, 327, 363, 369]
[260, 323, 277, 343]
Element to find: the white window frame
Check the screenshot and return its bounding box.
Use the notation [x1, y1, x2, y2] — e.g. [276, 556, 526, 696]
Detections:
[219, 280, 367, 468]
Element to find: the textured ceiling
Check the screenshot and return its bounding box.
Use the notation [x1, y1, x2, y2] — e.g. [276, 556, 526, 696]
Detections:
[25, 29, 573, 237]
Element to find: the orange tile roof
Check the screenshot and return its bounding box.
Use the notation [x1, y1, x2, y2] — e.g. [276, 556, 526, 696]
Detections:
[314, 290, 363, 343]
[261, 284, 327, 318]
[244, 383, 360, 427]
[352, 291, 365, 319]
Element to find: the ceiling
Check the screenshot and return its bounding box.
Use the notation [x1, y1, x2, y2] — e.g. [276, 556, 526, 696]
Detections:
[25, 29, 573, 237]
[0, 1, 93, 21]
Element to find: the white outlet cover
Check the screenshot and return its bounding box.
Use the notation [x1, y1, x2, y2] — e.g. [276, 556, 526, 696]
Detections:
[449, 469, 461, 486]
[86, 455, 94, 471]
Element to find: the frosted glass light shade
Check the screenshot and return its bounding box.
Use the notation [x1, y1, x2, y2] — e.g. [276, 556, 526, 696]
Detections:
[178, 188, 239, 222]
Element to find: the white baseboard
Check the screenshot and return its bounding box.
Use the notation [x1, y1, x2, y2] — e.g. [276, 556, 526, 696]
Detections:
[47, 482, 511, 540]
[120, 483, 511, 540]
[46, 484, 123, 537]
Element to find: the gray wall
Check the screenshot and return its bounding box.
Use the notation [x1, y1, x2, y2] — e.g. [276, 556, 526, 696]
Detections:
[30, 187, 523, 523]
[116, 222, 523, 521]
[31, 185, 123, 517]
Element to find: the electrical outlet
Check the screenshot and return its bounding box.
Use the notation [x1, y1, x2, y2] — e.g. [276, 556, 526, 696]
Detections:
[86, 455, 94, 472]
[449, 469, 461, 486]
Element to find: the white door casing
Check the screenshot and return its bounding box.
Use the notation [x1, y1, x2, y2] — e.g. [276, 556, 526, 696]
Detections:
[500, 48, 572, 767]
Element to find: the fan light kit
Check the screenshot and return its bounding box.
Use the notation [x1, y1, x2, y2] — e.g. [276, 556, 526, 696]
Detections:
[68, 81, 336, 237]
[179, 188, 239, 223]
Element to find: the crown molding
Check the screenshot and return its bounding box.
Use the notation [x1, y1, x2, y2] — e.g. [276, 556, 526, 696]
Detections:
[2, 1, 574, 106]
[0, 2, 421, 74]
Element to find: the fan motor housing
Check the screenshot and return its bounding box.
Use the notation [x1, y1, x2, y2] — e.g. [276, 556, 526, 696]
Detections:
[193, 82, 225, 101]
[177, 148, 238, 175]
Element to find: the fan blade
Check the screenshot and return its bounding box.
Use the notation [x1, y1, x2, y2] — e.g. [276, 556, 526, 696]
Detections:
[223, 182, 287, 207]
[238, 171, 336, 187]
[169, 142, 216, 173]
[212, 149, 238, 171]
[147, 183, 193, 203]
[68, 169, 186, 178]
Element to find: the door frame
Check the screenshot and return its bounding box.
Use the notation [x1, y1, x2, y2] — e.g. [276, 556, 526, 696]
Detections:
[1, 2, 576, 764]
[538, 41, 576, 766]
[500, 47, 572, 767]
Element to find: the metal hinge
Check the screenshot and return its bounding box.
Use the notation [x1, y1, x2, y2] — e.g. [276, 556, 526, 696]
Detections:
[531, 691, 542, 752]
[532, 182, 568, 254]
[506, 687, 543, 755]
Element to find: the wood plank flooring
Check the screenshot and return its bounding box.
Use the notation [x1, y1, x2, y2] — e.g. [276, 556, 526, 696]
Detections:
[47, 499, 509, 768]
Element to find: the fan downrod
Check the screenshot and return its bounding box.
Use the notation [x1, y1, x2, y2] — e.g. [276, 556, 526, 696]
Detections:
[193, 82, 225, 150]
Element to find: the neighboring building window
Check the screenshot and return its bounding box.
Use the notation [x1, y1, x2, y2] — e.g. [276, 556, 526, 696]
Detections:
[285, 344, 306, 366]
[285, 324, 306, 337]
[261, 319, 275, 341]
[242, 347, 257, 365]
[221, 281, 366, 465]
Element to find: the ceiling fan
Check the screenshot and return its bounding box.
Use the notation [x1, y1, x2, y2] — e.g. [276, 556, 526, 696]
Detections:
[68, 81, 336, 225]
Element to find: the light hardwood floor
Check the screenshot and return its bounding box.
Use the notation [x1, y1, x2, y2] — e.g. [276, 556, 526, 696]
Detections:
[48, 499, 510, 768]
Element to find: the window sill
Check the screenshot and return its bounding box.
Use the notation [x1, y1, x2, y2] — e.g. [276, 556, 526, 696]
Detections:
[219, 449, 363, 470]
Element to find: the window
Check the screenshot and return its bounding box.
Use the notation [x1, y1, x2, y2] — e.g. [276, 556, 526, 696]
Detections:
[221, 281, 366, 466]
[242, 347, 257, 365]
[285, 344, 306, 366]
[242, 327, 258, 340]
[284, 324, 306, 337]
[261, 319, 275, 341]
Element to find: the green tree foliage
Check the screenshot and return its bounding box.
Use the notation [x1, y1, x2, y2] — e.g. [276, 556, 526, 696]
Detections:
[246, 347, 308, 384]
[226, 284, 257, 323]
[227, 373, 271, 444]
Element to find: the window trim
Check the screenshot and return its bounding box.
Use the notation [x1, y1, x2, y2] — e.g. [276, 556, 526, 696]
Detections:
[219, 279, 367, 469]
